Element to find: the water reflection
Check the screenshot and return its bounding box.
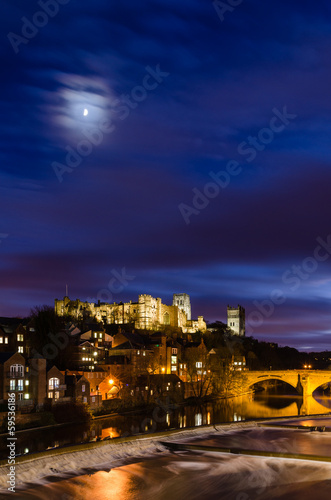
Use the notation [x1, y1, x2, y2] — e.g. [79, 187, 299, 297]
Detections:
[1, 392, 330, 459]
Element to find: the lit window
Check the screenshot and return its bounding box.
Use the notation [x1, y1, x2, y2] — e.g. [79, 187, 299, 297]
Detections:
[99, 333, 102, 339]
[82, 384, 85, 392]
[171, 366, 177, 372]
[10, 364, 24, 377]
[0, 337, 3, 343]
[92, 396, 95, 402]
[24, 393, 29, 399]
[48, 392, 53, 399]
[93, 351, 97, 356]
[171, 356, 177, 365]
[10, 380, 15, 390]
[54, 391, 59, 400]
[4, 337, 8, 344]
[25, 380, 29, 386]
[172, 348, 177, 354]
[18, 346, 23, 353]
[49, 378, 59, 390]
[196, 362, 202, 369]
[94, 333, 97, 338]
[17, 380, 23, 391]
[17, 334, 24, 342]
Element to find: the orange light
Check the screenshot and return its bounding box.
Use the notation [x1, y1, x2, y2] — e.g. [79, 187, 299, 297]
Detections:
[109, 379, 114, 385]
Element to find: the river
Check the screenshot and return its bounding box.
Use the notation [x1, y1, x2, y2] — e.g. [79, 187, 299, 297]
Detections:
[1, 392, 330, 459]
[1, 392, 331, 499]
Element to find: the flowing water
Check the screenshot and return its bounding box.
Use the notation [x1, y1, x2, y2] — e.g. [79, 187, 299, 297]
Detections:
[1, 393, 331, 499]
[1, 392, 330, 459]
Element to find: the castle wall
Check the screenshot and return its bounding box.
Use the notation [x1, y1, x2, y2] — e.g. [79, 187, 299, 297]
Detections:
[55, 293, 204, 333]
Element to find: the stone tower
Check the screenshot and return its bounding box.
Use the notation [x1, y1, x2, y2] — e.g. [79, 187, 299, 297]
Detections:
[227, 305, 245, 337]
[173, 293, 191, 320]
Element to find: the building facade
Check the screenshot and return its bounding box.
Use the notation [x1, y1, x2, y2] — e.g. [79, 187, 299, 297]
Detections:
[172, 293, 191, 320]
[227, 305, 245, 337]
[55, 293, 206, 333]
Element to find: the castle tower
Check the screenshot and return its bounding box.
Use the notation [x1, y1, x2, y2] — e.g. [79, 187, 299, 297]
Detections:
[227, 305, 245, 337]
[173, 293, 191, 320]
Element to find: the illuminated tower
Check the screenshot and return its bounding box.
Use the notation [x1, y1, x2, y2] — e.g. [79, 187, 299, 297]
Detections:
[227, 305, 245, 337]
[173, 293, 191, 320]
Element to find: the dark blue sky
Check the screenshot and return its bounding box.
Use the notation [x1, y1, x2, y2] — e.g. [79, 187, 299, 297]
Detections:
[1, 0, 331, 351]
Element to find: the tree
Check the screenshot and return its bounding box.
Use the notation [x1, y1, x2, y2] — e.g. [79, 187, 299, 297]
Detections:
[183, 345, 213, 399]
[29, 305, 64, 353]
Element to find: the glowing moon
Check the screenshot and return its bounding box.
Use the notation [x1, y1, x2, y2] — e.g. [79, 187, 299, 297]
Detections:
[83, 108, 88, 116]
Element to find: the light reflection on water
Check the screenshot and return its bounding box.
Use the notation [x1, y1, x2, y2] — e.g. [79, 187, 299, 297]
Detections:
[8, 431, 331, 500]
[1, 393, 330, 460]
[2, 393, 331, 499]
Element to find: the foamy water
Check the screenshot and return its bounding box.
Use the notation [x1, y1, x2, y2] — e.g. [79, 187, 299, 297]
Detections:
[2, 420, 331, 499]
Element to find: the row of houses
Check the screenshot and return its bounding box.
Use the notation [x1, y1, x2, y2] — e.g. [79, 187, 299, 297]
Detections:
[0, 316, 247, 411]
[0, 352, 106, 411]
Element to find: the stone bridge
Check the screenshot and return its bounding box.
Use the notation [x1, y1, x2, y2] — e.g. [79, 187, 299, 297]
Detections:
[243, 370, 331, 399]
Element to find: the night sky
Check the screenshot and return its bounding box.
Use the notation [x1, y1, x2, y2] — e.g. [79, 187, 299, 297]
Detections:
[1, 0, 331, 351]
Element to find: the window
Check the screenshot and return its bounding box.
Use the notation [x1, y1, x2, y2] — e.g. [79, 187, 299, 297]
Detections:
[82, 384, 85, 392]
[54, 392, 59, 400]
[92, 396, 95, 402]
[171, 365, 177, 372]
[17, 334, 24, 342]
[10, 364, 24, 377]
[99, 333, 102, 339]
[10, 380, 15, 391]
[196, 362, 202, 369]
[49, 377, 60, 390]
[24, 393, 29, 400]
[48, 392, 53, 399]
[94, 333, 97, 338]
[0, 337, 3, 343]
[171, 356, 177, 365]
[83, 397, 87, 403]
[172, 348, 177, 354]
[17, 380, 24, 391]
[18, 393, 23, 401]
[18, 346, 23, 353]
[4, 337, 8, 344]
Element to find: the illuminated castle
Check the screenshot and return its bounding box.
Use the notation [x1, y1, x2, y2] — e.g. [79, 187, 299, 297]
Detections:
[55, 293, 206, 333]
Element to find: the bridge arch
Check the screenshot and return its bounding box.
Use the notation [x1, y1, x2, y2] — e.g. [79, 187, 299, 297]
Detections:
[245, 375, 299, 394]
[244, 370, 331, 399]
